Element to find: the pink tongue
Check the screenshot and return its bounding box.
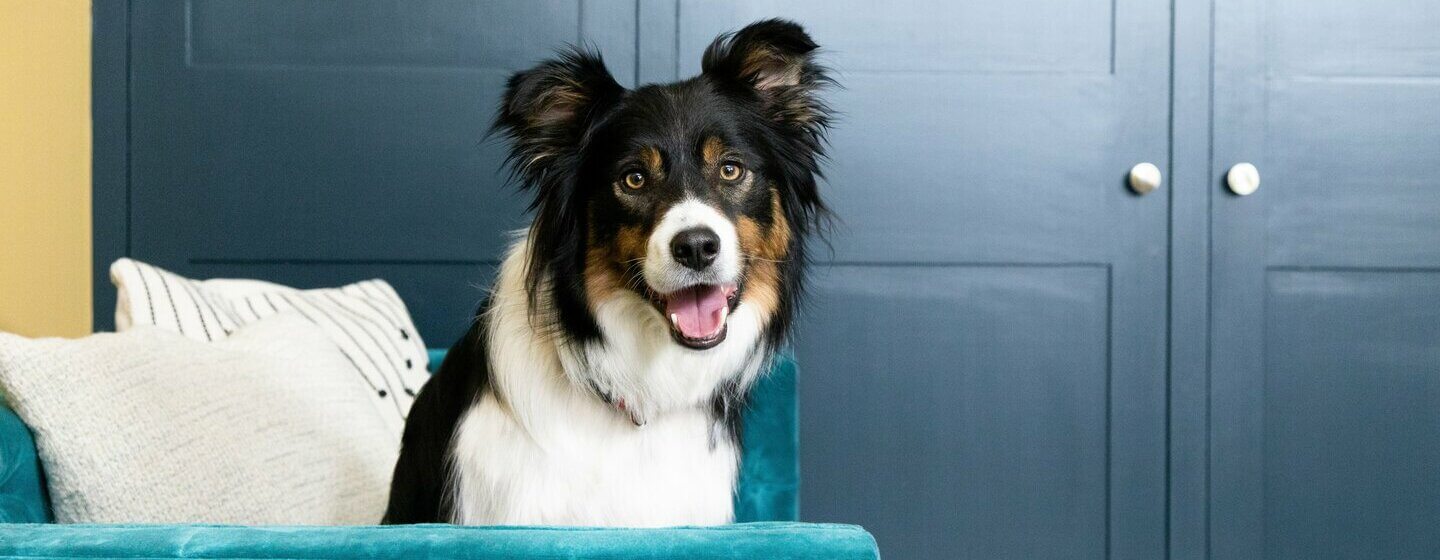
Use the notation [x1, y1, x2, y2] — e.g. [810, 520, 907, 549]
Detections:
[666, 285, 730, 339]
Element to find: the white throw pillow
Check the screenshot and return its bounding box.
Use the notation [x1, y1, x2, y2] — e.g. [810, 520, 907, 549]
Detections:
[109, 258, 429, 435]
[0, 314, 395, 525]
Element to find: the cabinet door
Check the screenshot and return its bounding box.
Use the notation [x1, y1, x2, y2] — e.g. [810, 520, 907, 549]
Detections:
[124, 1, 637, 341]
[672, 2, 1171, 558]
[1211, 1, 1440, 558]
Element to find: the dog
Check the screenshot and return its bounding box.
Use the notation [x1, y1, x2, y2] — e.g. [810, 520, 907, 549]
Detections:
[382, 19, 832, 527]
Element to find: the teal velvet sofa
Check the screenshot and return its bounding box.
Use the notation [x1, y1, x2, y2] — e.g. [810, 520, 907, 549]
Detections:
[0, 349, 878, 559]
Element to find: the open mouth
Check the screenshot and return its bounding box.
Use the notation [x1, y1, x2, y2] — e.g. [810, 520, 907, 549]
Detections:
[652, 283, 739, 350]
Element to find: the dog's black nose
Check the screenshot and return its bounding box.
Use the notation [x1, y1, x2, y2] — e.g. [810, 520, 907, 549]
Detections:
[671, 228, 721, 271]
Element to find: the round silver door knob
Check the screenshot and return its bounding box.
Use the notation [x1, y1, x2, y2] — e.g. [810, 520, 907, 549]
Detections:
[1227, 162, 1260, 196]
[1129, 162, 1162, 195]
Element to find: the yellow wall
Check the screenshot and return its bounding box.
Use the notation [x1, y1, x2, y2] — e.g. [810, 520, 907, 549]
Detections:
[0, 1, 93, 338]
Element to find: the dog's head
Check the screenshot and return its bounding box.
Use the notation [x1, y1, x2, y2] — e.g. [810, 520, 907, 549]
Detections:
[494, 19, 831, 351]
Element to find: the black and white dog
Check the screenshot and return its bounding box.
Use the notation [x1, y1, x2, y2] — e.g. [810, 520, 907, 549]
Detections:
[383, 19, 832, 527]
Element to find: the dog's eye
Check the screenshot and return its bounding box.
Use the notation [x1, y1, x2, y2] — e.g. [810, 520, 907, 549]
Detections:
[719, 162, 744, 181]
[623, 171, 647, 190]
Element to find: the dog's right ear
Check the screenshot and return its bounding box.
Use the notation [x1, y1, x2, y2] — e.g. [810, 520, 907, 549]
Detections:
[494, 48, 624, 182]
[493, 49, 624, 322]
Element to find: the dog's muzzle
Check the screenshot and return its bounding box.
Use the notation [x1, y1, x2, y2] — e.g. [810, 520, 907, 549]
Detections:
[643, 201, 742, 350]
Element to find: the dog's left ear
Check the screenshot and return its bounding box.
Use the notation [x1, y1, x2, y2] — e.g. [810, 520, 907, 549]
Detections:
[702, 19, 831, 136]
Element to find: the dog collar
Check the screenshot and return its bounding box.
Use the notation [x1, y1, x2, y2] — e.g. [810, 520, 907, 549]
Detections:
[589, 380, 645, 427]
[615, 398, 645, 428]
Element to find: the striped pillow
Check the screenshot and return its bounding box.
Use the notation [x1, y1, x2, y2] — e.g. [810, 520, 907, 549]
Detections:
[109, 258, 429, 436]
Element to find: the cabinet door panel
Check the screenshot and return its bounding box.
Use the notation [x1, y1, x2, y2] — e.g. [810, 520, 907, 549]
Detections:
[1212, 1, 1440, 557]
[799, 265, 1111, 560]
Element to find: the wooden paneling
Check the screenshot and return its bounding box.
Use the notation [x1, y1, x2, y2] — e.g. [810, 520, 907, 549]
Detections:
[1261, 271, 1440, 559]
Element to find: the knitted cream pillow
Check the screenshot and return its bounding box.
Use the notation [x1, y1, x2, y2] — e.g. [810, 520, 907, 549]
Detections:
[109, 258, 430, 437]
[0, 314, 395, 524]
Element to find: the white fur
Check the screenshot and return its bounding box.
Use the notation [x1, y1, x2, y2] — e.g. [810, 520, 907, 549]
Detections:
[447, 232, 767, 527]
[643, 199, 742, 294]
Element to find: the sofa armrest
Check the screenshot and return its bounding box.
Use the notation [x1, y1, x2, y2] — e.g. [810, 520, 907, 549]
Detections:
[0, 522, 879, 559]
[0, 401, 50, 523]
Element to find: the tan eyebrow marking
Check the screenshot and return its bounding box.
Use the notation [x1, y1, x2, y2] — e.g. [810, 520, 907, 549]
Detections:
[639, 146, 664, 179]
[633, 145, 665, 182]
[701, 136, 727, 167]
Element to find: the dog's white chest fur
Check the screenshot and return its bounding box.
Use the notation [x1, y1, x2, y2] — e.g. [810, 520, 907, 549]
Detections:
[449, 393, 738, 526]
[446, 238, 764, 527]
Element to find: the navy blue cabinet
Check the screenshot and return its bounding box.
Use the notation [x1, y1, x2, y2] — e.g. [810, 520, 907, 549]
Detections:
[92, 2, 1440, 558]
[1209, 1, 1440, 558]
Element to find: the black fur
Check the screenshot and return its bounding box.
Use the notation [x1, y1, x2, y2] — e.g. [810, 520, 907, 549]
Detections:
[383, 19, 831, 525]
